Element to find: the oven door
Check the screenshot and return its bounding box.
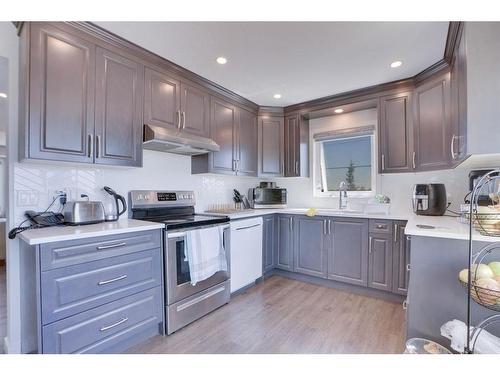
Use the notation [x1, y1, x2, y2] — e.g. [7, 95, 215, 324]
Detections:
[165, 224, 230, 305]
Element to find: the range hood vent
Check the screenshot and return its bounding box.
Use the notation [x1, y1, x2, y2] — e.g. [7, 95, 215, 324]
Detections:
[143, 124, 220, 156]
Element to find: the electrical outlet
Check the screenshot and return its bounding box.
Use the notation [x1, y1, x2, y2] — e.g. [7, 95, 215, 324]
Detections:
[17, 190, 39, 207]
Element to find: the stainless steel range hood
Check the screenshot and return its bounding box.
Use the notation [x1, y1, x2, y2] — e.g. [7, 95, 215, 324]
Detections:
[143, 124, 220, 156]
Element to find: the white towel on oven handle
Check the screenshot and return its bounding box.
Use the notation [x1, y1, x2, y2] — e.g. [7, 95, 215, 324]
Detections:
[185, 226, 227, 286]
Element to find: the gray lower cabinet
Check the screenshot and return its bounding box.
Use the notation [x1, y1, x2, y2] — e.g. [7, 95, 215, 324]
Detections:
[368, 232, 393, 292]
[25, 229, 163, 354]
[392, 221, 410, 295]
[293, 216, 328, 278]
[328, 218, 368, 287]
[276, 215, 294, 271]
[262, 215, 277, 274]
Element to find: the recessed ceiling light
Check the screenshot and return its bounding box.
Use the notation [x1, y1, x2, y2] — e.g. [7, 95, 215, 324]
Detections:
[334, 108, 344, 114]
[216, 56, 227, 65]
[0, 93, 7, 98]
[390, 60, 403, 68]
[273, 94, 282, 99]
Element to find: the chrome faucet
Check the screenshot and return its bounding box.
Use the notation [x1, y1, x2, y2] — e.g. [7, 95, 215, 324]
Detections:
[339, 181, 348, 209]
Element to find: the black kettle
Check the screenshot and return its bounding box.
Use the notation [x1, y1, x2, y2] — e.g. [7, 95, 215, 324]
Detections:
[103, 186, 127, 221]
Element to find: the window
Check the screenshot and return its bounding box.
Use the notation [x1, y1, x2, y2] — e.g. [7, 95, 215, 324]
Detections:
[314, 129, 375, 196]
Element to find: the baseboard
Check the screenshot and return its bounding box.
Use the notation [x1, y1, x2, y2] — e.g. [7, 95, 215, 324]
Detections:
[270, 269, 406, 304]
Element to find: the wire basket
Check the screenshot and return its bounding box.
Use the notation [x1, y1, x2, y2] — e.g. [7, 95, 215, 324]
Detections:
[460, 279, 500, 312]
[469, 174, 500, 236]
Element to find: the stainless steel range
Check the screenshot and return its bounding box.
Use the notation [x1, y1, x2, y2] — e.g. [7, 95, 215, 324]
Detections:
[129, 190, 230, 334]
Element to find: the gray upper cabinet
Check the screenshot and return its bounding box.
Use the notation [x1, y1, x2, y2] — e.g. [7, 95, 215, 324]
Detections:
[24, 23, 95, 163]
[210, 97, 237, 174]
[276, 215, 294, 271]
[144, 67, 181, 131]
[262, 215, 277, 274]
[328, 218, 368, 287]
[379, 92, 414, 173]
[258, 116, 284, 177]
[368, 232, 393, 292]
[392, 221, 410, 295]
[94, 47, 144, 167]
[450, 24, 468, 165]
[294, 217, 328, 278]
[413, 72, 451, 171]
[284, 114, 309, 177]
[236, 108, 258, 176]
[180, 82, 210, 138]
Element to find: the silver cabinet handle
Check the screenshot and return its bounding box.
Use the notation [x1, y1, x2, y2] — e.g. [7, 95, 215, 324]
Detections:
[98, 274, 127, 286]
[95, 135, 100, 158]
[328, 220, 331, 235]
[295, 160, 299, 175]
[406, 264, 411, 272]
[323, 220, 327, 235]
[394, 224, 398, 243]
[369, 236, 373, 253]
[381, 154, 385, 171]
[182, 111, 186, 129]
[235, 223, 261, 231]
[96, 242, 126, 250]
[289, 217, 293, 231]
[176, 110, 181, 129]
[402, 300, 408, 310]
[100, 317, 128, 332]
[232, 159, 236, 171]
[412, 152, 416, 169]
[88, 134, 93, 158]
[451, 134, 457, 160]
[376, 224, 386, 229]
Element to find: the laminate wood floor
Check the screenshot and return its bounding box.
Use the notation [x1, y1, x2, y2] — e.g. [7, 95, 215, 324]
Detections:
[128, 275, 406, 354]
[0, 264, 6, 351]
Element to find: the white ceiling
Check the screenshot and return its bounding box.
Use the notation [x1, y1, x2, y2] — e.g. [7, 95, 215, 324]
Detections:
[96, 22, 449, 106]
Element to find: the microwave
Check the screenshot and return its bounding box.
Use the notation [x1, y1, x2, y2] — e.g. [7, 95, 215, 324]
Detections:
[248, 183, 287, 208]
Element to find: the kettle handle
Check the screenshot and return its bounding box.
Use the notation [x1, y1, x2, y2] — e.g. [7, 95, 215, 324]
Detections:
[116, 194, 127, 216]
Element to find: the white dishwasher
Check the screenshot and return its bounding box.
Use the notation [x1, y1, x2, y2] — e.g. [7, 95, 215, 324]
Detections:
[230, 217, 263, 293]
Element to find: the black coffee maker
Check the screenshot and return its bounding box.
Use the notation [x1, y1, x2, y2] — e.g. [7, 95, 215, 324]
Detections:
[412, 184, 447, 216]
[103, 186, 127, 221]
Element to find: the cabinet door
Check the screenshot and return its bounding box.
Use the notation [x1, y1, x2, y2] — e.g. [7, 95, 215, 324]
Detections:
[28, 23, 95, 163]
[262, 215, 276, 274]
[180, 81, 209, 138]
[210, 97, 237, 174]
[392, 221, 410, 295]
[259, 116, 284, 176]
[414, 73, 451, 171]
[276, 215, 293, 271]
[368, 234, 393, 291]
[236, 108, 258, 176]
[144, 67, 181, 131]
[294, 217, 327, 278]
[450, 25, 468, 165]
[95, 47, 143, 167]
[379, 92, 413, 173]
[284, 114, 299, 177]
[328, 219, 368, 286]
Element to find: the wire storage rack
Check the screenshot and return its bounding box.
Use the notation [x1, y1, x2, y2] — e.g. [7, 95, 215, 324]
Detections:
[464, 169, 500, 353]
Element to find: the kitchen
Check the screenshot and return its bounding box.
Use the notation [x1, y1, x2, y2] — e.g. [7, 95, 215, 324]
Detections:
[1, 7, 500, 366]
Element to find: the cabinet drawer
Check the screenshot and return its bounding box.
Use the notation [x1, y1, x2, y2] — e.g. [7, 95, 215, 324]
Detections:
[41, 248, 162, 324]
[40, 230, 161, 271]
[42, 287, 162, 354]
[369, 219, 392, 234]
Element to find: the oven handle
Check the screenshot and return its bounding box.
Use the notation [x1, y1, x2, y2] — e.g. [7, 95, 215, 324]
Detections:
[167, 225, 230, 238]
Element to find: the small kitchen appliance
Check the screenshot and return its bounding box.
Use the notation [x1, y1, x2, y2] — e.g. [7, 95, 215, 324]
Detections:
[412, 183, 447, 216]
[129, 190, 230, 335]
[468, 170, 499, 206]
[103, 186, 127, 221]
[62, 195, 106, 225]
[248, 182, 287, 208]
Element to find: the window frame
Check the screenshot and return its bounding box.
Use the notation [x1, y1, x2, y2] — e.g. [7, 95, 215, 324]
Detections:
[313, 133, 377, 198]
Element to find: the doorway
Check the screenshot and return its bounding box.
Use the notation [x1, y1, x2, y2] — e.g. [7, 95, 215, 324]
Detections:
[0, 56, 8, 352]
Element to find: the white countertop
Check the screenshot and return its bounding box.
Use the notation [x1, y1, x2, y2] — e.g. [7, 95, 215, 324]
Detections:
[205, 207, 409, 221]
[405, 215, 500, 242]
[19, 219, 165, 245]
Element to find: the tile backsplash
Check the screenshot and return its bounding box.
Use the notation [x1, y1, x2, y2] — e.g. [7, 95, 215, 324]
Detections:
[13, 149, 471, 225]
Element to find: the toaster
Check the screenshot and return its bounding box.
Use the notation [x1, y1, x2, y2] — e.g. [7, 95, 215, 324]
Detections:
[62, 201, 106, 225]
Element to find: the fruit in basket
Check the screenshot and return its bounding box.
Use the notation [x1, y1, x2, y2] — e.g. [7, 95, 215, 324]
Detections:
[472, 264, 495, 280]
[494, 275, 500, 283]
[474, 278, 500, 306]
[488, 261, 500, 276]
[459, 269, 469, 283]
